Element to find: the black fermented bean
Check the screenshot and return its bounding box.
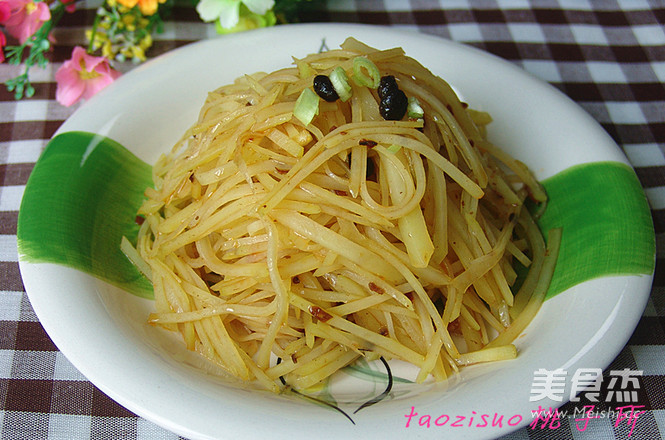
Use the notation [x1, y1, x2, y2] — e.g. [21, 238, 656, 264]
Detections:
[378, 75, 399, 100]
[313, 75, 339, 102]
[380, 89, 408, 120]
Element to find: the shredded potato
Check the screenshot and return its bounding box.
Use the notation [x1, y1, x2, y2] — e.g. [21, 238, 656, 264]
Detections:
[130, 38, 553, 392]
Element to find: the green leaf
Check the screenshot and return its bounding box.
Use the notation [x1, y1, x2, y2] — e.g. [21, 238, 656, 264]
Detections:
[18, 131, 155, 298]
[14, 83, 24, 100]
[533, 161, 655, 299]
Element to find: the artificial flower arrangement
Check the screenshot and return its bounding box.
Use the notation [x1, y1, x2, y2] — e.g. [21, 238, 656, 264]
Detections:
[1, 0, 318, 106]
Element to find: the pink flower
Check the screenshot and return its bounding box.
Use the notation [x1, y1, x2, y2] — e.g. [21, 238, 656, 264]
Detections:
[55, 47, 121, 107]
[0, 1, 10, 22]
[3, 0, 50, 44]
[0, 31, 6, 63]
[60, 0, 75, 13]
[0, 1, 7, 63]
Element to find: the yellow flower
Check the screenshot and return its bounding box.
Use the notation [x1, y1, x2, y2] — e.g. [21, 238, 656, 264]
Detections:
[140, 33, 152, 50]
[102, 41, 115, 59]
[116, 0, 165, 16]
[131, 45, 146, 62]
[122, 14, 136, 30]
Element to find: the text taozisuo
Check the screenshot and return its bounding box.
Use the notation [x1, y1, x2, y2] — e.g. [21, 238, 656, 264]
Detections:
[404, 407, 523, 428]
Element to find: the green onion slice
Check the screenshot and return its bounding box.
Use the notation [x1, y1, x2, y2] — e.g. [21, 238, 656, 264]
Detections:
[330, 67, 352, 102]
[386, 144, 402, 154]
[294, 88, 320, 126]
[407, 96, 424, 119]
[352, 57, 381, 88]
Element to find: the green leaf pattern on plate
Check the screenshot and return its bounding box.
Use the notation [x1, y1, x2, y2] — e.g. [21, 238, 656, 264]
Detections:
[17, 131, 154, 298]
[536, 161, 655, 299]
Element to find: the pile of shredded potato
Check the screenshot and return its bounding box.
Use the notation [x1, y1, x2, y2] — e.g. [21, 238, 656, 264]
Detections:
[124, 38, 558, 392]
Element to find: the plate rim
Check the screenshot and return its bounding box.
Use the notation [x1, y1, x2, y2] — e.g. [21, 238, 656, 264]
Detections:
[18, 22, 655, 440]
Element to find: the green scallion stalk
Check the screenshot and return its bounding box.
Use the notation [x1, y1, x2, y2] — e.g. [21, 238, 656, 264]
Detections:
[330, 67, 352, 102]
[352, 57, 381, 88]
[294, 88, 320, 126]
[386, 144, 402, 154]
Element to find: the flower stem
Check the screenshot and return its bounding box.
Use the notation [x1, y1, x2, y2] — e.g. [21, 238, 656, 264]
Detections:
[88, 10, 103, 53]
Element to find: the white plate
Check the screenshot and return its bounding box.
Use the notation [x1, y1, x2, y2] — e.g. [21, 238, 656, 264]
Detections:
[18, 23, 654, 439]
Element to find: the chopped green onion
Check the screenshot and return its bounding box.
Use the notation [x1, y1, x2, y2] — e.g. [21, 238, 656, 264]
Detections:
[352, 57, 381, 88]
[294, 88, 320, 126]
[407, 96, 424, 119]
[330, 67, 352, 102]
[386, 144, 402, 154]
